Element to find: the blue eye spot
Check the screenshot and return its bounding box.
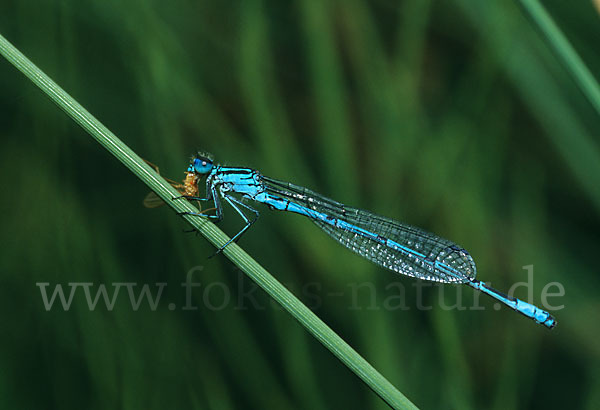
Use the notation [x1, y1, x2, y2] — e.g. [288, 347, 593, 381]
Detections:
[192, 156, 213, 174]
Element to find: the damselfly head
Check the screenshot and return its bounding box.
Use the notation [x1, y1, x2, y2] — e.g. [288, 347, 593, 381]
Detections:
[188, 152, 214, 175]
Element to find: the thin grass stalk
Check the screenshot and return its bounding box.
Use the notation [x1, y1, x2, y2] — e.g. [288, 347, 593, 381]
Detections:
[0, 32, 418, 410]
[518, 0, 600, 118]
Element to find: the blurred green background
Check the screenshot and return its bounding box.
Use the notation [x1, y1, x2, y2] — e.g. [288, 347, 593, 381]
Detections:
[1, 1, 599, 409]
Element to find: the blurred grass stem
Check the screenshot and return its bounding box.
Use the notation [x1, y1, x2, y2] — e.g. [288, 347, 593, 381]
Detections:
[518, 0, 600, 117]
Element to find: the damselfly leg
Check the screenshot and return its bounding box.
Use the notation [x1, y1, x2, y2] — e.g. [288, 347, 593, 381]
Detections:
[213, 195, 259, 254]
[174, 185, 223, 221]
[176, 193, 259, 255]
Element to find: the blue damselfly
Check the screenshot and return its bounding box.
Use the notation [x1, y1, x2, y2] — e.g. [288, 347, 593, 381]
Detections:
[177, 153, 556, 329]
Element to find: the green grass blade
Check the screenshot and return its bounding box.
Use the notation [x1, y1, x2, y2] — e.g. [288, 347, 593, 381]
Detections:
[0, 32, 418, 410]
[518, 0, 600, 117]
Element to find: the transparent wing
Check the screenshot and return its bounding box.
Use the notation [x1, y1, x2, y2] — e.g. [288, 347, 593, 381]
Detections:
[142, 179, 188, 209]
[142, 158, 187, 208]
[262, 176, 476, 283]
[143, 192, 166, 208]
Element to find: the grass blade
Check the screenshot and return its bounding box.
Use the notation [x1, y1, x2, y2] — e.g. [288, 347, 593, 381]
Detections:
[518, 0, 600, 117]
[0, 32, 418, 410]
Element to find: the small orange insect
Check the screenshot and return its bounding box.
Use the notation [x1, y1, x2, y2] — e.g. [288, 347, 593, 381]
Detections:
[143, 171, 200, 208]
[142, 160, 203, 209]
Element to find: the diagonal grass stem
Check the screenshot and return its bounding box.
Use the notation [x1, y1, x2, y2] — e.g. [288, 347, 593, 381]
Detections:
[0, 32, 417, 410]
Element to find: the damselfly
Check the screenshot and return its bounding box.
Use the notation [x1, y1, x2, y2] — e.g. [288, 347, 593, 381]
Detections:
[178, 152, 557, 329]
